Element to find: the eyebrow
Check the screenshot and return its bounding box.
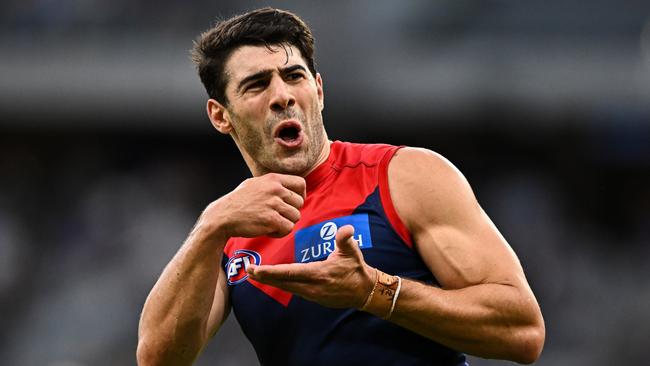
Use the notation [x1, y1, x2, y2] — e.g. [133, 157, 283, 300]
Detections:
[235, 64, 308, 94]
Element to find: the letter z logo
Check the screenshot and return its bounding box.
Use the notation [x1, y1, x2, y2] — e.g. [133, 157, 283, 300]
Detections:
[320, 222, 337, 240]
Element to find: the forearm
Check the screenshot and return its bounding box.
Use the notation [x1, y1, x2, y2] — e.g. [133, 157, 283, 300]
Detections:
[137, 224, 226, 366]
[135, 173, 306, 365]
[389, 279, 544, 364]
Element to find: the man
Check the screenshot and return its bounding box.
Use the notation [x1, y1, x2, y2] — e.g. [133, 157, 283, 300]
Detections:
[137, 7, 545, 366]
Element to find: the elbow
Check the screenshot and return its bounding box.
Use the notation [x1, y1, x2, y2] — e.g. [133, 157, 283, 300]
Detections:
[137, 332, 204, 366]
[137, 335, 169, 366]
[512, 321, 546, 364]
[136, 335, 174, 366]
[136, 337, 157, 366]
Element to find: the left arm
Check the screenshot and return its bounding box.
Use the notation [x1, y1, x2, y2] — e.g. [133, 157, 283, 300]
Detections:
[248, 147, 545, 364]
[384, 148, 545, 363]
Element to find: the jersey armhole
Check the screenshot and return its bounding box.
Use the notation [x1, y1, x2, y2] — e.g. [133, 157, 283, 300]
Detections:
[378, 146, 414, 249]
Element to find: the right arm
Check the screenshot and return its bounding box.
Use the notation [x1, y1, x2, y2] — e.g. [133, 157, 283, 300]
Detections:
[136, 223, 230, 366]
[136, 173, 306, 366]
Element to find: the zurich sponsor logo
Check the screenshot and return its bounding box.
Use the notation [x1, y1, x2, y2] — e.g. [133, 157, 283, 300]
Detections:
[225, 249, 261, 285]
[295, 214, 373, 263]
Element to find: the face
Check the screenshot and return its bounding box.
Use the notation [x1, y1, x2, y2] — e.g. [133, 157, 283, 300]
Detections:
[208, 44, 327, 176]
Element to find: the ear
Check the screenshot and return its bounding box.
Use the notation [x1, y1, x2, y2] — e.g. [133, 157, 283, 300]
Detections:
[315, 73, 324, 111]
[207, 98, 233, 134]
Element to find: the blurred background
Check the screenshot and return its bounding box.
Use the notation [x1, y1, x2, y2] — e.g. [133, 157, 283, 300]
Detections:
[1, 1, 649, 365]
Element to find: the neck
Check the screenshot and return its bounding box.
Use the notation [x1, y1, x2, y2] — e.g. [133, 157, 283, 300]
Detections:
[237, 137, 332, 177]
[301, 139, 331, 177]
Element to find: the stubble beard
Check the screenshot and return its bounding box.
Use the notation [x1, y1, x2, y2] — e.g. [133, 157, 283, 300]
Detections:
[234, 103, 326, 176]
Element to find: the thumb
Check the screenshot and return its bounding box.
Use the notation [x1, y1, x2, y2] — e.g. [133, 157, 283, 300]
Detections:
[334, 225, 360, 255]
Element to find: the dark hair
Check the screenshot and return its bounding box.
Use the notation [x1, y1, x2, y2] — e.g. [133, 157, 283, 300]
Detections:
[191, 7, 317, 106]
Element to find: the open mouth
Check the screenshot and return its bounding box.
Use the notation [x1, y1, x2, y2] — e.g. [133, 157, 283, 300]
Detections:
[278, 125, 300, 141]
[274, 121, 304, 148]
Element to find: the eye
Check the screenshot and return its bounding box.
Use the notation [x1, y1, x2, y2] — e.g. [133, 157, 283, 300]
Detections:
[245, 79, 268, 91]
[286, 72, 305, 81]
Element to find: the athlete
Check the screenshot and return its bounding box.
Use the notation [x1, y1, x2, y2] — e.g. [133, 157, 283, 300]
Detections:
[137, 7, 545, 366]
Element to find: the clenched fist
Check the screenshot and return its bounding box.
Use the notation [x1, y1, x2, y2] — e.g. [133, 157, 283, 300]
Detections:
[196, 173, 306, 246]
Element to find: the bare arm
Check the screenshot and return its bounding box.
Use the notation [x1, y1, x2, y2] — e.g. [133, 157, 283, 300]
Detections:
[385, 147, 545, 363]
[137, 173, 306, 366]
[136, 227, 230, 366]
[247, 148, 544, 364]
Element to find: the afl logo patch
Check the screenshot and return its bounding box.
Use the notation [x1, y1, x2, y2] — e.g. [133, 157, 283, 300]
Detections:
[225, 249, 261, 285]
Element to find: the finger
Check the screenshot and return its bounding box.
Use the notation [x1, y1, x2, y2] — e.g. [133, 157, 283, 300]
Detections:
[334, 225, 360, 255]
[267, 212, 295, 238]
[274, 200, 301, 223]
[274, 174, 306, 200]
[247, 267, 316, 298]
[247, 262, 319, 283]
[255, 277, 314, 298]
[280, 188, 304, 209]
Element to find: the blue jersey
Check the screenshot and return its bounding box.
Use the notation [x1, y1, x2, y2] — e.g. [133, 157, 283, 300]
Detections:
[223, 141, 467, 366]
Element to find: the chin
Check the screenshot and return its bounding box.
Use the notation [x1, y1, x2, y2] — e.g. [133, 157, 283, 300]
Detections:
[277, 163, 309, 176]
[272, 156, 312, 176]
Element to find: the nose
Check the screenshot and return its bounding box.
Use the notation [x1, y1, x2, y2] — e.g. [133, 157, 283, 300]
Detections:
[268, 76, 295, 112]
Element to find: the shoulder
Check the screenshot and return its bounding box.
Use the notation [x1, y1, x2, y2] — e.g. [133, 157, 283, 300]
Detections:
[388, 147, 470, 196]
[387, 147, 478, 232]
[331, 140, 399, 168]
[390, 147, 462, 177]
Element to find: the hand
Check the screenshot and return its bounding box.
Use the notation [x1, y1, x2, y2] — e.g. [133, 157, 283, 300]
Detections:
[247, 225, 376, 309]
[198, 173, 306, 242]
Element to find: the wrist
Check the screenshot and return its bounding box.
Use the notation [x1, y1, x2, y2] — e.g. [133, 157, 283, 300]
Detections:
[188, 218, 230, 250]
[191, 199, 234, 246]
[359, 268, 402, 319]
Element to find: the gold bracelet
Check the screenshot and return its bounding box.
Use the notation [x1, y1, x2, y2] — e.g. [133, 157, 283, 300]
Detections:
[360, 268, 379, 310]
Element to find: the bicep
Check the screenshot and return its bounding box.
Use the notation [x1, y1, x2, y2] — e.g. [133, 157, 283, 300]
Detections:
[414, 206, 526, 290]
[205, 266, 231, 339]
[389, 148, 527, 290]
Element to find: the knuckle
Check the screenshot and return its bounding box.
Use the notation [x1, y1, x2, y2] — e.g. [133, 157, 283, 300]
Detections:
[266, 173, 280, 181]
[292, 175, 305, 184]
[269, 195, 283, 208]
[266, 213, 282, 227]
[268, 182, 284, 195]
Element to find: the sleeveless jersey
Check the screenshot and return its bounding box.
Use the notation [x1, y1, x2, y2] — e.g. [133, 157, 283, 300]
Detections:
[223, 141, 467, 366]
